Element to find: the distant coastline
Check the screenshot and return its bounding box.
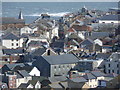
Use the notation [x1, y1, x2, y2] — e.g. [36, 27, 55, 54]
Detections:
[2, 2, 118, 23]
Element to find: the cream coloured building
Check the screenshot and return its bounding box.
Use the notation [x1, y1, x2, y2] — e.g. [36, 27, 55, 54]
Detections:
[2, 33, 24, 49]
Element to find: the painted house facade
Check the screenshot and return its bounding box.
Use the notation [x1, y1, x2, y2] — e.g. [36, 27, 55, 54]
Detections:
[20, 26, 38, 35]
[2, 33, 24, 49]
[105, 52, 120, 74]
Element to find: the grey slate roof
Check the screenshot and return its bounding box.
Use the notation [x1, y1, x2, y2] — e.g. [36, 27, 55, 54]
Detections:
[59, 82, 68, 88]
[20, 34, 28, 38]
[32, 76, 48, 82]
[1, 17, 25, 24]
[2, 33, 19, 40]
[5, 63, 25, 70]
[83, 73, 96, 80]
[16, 72, 23, 78]
[96, 53, 111, 60]
[70, 77, 87, 83]
[31, 48, 47, 56]
[99, 15, 120, 21]
[28, 41, 42, 46]
[28, 80, 41, 86]
[48, 76, 67, 83]
[18, 83, 30, 88]
[55, 76, 67, 82]
[52, 40, 64, 49]
[86, 32, 109, 40]
[48, 77, 58, 83]
[91, 71, 106, 77]
[18, 70, 30, 77]
[80, 38, 94, 45]
[49, 83, 63, 88]
[105, 73, 118, 78]
[40, 54, 79, 65]
[2, 49, 25, 55]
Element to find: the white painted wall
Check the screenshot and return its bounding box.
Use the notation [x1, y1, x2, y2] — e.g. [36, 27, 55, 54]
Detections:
[94, 39, 103, 46]
[29, 67, 40, 76]
[35, 81, 41, 88]
[16, 77, 32, 88]
[102, 48, 112, 53]
[86, 79, 98, 88]
[26, 38, 48, 47]
[51, 26, 59, 39]
[27, 84, 34, 88]
[20, 26, 38, 35]
[2, 39, 23, 49]
[78, 32, 85, 40]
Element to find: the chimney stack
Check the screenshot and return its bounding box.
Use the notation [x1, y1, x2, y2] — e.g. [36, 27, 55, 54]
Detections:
[69, 71, 73, 79]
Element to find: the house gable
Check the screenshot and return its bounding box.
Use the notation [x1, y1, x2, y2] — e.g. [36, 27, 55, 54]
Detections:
[35, 81, 41, 88]
[29, 67, 40, 76]
[27, 84, 34, 88]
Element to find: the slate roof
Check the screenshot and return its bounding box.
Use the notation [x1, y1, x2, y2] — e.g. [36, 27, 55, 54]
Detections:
[86, 32, 109, 40]
[2, 33, 19, 40]
[48, 77, 58, 83]
[4, 63, 25, 70]
[83, 73, 96, 80]
[18, 83, 30, 88]
[21, 65, 34, 73]
[51, 40, 64, 49]
[80, 38, 94, 45]
[105, 73, 118, 78]
[96, 53, 111, 60]
[2, 49, 25, 55]
[38, 54, 79, 65]
[17, 70, 30, 78]
[16, 72, 23, 78]
[28, 80, 41, 86]
[48, 76, 67, 83]
[31, 48, 47, 56]
[55, 76, 67, 82]
[110, 52, 120, 60]
[20, 34, 28, 38]
[99, 15, 120, 21]
[91, 71, 106, 77]
[1, 17, 25, 24]
[70, 77, 87, 83]
[49, 83, 63, 88]
[32, 76, 48, 82]
[28, 41, 42, 46]
[59, 82, 68, 88]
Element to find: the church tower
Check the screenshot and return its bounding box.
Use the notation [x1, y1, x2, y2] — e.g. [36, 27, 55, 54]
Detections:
[18, 9, 24, 19]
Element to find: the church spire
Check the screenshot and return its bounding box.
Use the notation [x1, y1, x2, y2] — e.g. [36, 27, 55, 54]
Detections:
[18, 9, 23, 19]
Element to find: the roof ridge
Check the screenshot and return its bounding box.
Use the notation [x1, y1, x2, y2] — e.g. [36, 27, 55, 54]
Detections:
[3, 32, 19, 39]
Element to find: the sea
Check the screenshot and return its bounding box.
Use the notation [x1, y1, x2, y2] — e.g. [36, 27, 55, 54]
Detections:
[2, 2, 118, 24]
